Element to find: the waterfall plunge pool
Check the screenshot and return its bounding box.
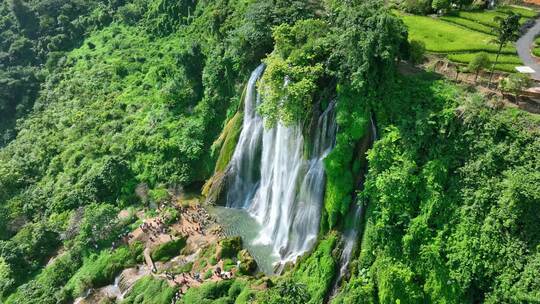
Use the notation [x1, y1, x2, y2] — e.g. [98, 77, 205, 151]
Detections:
[209, 206, 278, 275]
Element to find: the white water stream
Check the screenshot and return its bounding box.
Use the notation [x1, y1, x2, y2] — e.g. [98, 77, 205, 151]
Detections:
[225, 65, 337, 267]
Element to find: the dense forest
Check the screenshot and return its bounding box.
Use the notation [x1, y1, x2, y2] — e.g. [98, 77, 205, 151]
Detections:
[0, 0, 539, 303]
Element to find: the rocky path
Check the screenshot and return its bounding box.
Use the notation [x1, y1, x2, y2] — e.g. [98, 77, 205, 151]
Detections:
[75, 202, 234, 304]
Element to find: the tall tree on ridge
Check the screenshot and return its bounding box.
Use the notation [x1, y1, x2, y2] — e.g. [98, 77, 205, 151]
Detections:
[488, 12, 521, 87]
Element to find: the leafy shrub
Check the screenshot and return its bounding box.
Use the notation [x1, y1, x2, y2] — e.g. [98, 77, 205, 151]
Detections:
[223, 258, 235, 272]
[121, 276, 177, 304]
[432, 0, 450, 12]
[217, 237, 242, 260]
[401, 0, 433, 14]
[259, 278, 310, 304]
[182, 280, 235, 303]
[293, 234, 338, 304]
[63, 244, 142, 299]
[409, 40, 426, 65]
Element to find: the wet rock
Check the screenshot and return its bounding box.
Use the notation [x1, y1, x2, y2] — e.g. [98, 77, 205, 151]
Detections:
[237, 249, 257, 274]
[216, 236, 242, 260]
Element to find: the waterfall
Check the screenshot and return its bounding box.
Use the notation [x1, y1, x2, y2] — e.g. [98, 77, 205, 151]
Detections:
[226, 64, 266, 209]
[334, 203, 363, 289]
[225, 65, 336, 266]
[330, 113, 378, 297]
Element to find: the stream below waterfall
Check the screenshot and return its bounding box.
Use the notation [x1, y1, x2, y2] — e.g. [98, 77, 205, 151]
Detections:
[210, 206, 277, 274]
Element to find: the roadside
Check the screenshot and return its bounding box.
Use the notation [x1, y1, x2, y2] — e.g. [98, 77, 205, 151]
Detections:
[517, 16, 540, 80]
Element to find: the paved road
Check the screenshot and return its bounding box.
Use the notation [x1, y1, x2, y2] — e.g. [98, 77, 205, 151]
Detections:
[517, 17, 540, 80]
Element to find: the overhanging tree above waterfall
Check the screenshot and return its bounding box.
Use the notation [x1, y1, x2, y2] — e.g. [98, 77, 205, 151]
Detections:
[256, 0, 409, 231]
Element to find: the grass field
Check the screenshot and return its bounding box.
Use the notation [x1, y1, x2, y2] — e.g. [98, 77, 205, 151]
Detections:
[401, 14, 516, 53]
[399, 6, 538, 72]
[440, 15, 493, 34]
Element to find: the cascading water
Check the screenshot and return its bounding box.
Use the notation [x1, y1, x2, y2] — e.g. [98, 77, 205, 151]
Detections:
[225, 64, 337, 267]
[226, 64, 266, 209]
[331, 113, 379, 297]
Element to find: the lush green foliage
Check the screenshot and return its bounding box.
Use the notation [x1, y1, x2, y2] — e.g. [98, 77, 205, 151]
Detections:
[258, 19, 329, 127]
[3, 251, 82, 304]
[181, 279, 252, 304]
[0, 0, 124, 145]
[468, 52, 490, 81]
[292, 233, 338, 304]
[121, 276, 177, 304]
[1, 0, 539, 303]
[0, 221, 60, 297]
[258, 279, 310, 304]
[409, 40, 426, 64]
[334, 73, 540, 303]
[400, 13, 516, 54]
[151, 238, 187, 262]
[398, 6, 533, 72]
[62, 243, 143, 300]
[500, 73, 533, 100]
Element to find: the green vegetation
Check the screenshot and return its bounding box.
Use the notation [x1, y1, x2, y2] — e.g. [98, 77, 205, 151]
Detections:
[409, 40, 426, 64]
[217, 237, 242, 259]
[171, 262, 193, 275]
[400, 14, 515, 53]
[333, 72, 540, 303]
[181, 279, 252, 304]
[3, 252, 82, 304]
[500, 73, 533, 102]
[1, 0, 539, 303]
[293, 234, 338, 304]
[488, 12, 521, 84]
[151, 238, 187, 262]
[258, 279, 310, 304]
[63, 243, 143, 300]
[468, 52, 490, 82]
[399, 5, 535, 72]
[0, 0, 319, 300]
[121, 276, 177, 304]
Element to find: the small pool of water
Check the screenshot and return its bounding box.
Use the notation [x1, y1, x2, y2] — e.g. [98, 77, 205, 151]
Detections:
[209, 206, 277, 275]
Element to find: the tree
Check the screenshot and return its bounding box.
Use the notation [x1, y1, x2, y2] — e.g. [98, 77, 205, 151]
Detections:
[0, 257, 14, 298]
[401, 0, 433, 14]
[432, 0, 450, 14]
[488, 13, 521, 86]
[499, 73, 531, 103]
[468, 52, 490, 83]
[409, 40, 426, 65]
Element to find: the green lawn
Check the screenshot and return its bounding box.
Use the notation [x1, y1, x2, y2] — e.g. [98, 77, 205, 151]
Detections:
[440, 15, 493, 34]
[448, 52, 522, 72]
[401, 14, 516, 54]
[447, 53, 522, 64]
[498, 5, 538, 18]
[398, 7, 538, 72]
[456, 10, 513, 27]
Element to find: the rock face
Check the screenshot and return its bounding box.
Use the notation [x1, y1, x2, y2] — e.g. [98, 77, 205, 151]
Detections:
[216, 236, 242, 260]
[237, 249, 257, 275]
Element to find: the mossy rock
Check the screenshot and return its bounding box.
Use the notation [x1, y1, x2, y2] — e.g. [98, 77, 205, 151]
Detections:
[216, 236, 242, 260]
[237, 249, 257, 275]
[151, 237, 187, 262]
